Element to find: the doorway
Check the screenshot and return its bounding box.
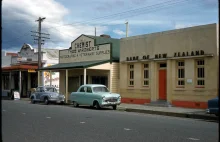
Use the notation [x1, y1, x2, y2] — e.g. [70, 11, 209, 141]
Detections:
[91, 76, 108, 87]
[158, 63, 167, 100]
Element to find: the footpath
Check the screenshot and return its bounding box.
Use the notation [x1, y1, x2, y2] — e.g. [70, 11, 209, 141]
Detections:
[17, 98, 218, 121]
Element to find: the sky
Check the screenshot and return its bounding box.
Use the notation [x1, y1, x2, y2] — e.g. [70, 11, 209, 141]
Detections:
[2, 0, 219, 53]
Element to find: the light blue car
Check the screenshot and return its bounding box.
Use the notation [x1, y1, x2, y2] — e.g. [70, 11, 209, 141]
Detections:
[70, 84, 121, 110]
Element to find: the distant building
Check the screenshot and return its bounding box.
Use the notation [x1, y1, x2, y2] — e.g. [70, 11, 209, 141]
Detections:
[2, 43, 59, 98]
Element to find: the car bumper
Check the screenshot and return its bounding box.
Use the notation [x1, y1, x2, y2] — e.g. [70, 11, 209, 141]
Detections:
[49, 98, 65, 103]
[101, 101, 121, 106]
[206, 109, 210, 114]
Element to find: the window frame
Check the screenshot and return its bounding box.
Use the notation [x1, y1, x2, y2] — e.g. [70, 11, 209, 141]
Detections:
[142, 63, 149, 87]
[195, 59, 205, 88]
[128, 64, 134, 87]
[176, 61, 185, 88]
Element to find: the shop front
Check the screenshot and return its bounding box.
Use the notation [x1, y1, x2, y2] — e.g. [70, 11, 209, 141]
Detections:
[119, 23, 218, 109]
[40, 34, 120, 103]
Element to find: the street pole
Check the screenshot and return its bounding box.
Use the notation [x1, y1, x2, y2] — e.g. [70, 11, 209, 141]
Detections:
[125, 21, 129, 37]
[36, 17, 46, 86]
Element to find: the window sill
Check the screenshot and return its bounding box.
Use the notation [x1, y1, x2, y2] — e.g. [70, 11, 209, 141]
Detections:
[140, 87, 150, 90]
[195, 86, 205, 88]
[176, 86, 185, 88]
[127, 86, 134, 90]
[174, 88, 185, 91]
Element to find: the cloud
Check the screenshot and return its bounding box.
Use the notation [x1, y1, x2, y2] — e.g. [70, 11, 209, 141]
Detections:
[2, 0, 108, 52]
[113, 29, 126, 36]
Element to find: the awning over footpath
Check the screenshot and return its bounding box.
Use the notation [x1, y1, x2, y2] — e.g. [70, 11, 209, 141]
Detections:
[38, 60, 110, 71]
[2, 65, 38, 71]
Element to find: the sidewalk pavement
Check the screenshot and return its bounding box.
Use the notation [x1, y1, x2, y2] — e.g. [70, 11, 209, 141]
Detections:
[18, 98, 218, 121]
[118, 103, 218, 121]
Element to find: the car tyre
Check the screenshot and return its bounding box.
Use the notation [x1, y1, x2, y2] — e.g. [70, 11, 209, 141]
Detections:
[31, 97, 35, 104]
[94, 101, 101, 110]
[112, 105, 117, 110]
[44, 97, 49, 105]
[73, 101, 79, 107]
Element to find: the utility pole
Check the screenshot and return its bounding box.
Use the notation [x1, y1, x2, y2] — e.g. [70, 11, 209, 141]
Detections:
[125, 21, 129, 37]
[95, 27, 96, 37]
[31, 17, 50, 86]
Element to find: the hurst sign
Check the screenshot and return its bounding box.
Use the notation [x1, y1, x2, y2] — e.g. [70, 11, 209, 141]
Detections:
[59, 35, 111, 63]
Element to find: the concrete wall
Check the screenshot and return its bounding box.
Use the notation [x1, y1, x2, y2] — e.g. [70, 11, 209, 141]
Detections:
[119, 23, 218, 108]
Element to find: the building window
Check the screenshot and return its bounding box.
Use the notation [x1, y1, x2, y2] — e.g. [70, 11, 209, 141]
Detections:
[128, 64, 134, 86]
[177, 61, 185, 86]
[196, 59, 205, 86]
[143, 64, 149, 86]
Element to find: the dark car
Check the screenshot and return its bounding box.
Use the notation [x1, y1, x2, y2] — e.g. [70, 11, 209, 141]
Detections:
[206, 97, 219, 116]
[30, 86, 65, 105]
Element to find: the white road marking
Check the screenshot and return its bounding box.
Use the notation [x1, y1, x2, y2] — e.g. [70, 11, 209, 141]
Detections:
[188, 138, 200, 141]
[46, 117, 51, 119]
[124, 128, 131, 131]
[80, 122, 85, 124]
[2, 110, 6, 112]
[22, 113, 26, 115]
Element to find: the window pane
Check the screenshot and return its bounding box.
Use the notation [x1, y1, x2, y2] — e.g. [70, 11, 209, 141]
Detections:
[144, 70, 149, 79]
[144, 80, 149, 85]
[144, 64, 148, 68]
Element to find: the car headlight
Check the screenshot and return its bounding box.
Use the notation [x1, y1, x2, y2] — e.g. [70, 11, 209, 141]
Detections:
[102, 96, 106, 100]
[118, 96, 121, 101]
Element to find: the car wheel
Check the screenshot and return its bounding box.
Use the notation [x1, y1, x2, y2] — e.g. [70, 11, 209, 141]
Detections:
[94, 101, 101, 109]
[44, 97, 49, 105]
[215, 114, 219, 116]
[112, 105, 117, 110]
[31, 97, 35, 104]
[73, 101, 79, 107]
[60, 101, 64, 105]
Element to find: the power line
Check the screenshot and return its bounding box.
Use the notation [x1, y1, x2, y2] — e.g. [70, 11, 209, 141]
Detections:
[42, 0, 191, 30]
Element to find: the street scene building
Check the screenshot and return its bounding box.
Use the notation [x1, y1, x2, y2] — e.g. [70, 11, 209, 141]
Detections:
[1, 43, 59, 98]
[119, 23, 218, 108]
[40, 34, 120, 103]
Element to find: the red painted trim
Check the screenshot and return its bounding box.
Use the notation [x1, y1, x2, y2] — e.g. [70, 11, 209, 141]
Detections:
[2, 65, 38, 71]
[172, 100, 207, 109]
[121, 98, 150, 104]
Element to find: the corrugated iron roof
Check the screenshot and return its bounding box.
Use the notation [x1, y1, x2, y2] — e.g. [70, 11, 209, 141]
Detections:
[39, 60, 110, 70]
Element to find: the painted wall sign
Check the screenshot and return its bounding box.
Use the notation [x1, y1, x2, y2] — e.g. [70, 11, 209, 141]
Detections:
[13, 91, 20, 100]
[59, 35, 111, 63]
[28, 69, 36, 73]
[126, 50, 205, 61]
[12, 43, 39, 64]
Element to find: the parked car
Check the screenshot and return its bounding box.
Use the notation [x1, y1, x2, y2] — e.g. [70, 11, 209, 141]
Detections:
[70, 84, 121, 110]
[206, 97, 219, 116]
[30, 86, 65, 105]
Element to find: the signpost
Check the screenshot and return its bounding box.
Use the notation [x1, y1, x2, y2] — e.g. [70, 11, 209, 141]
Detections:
[13, 91, 20, 100]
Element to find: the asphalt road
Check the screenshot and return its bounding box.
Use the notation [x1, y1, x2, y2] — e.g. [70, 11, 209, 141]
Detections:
[2, 100, 219, 142]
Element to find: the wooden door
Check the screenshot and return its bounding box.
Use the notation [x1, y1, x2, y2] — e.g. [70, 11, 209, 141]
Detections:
[159, 70, 167, 100]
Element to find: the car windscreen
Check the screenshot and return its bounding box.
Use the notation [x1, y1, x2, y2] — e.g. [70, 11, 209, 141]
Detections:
[45, 87, 57, 93]
[93, 87, 109, 93]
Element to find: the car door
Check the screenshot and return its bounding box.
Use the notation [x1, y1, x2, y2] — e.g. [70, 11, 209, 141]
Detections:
[77, 86, 86, 105]
[35, 87, 41, 100]
[39, 87, 46, 101]
[84, 86, 94, 106]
